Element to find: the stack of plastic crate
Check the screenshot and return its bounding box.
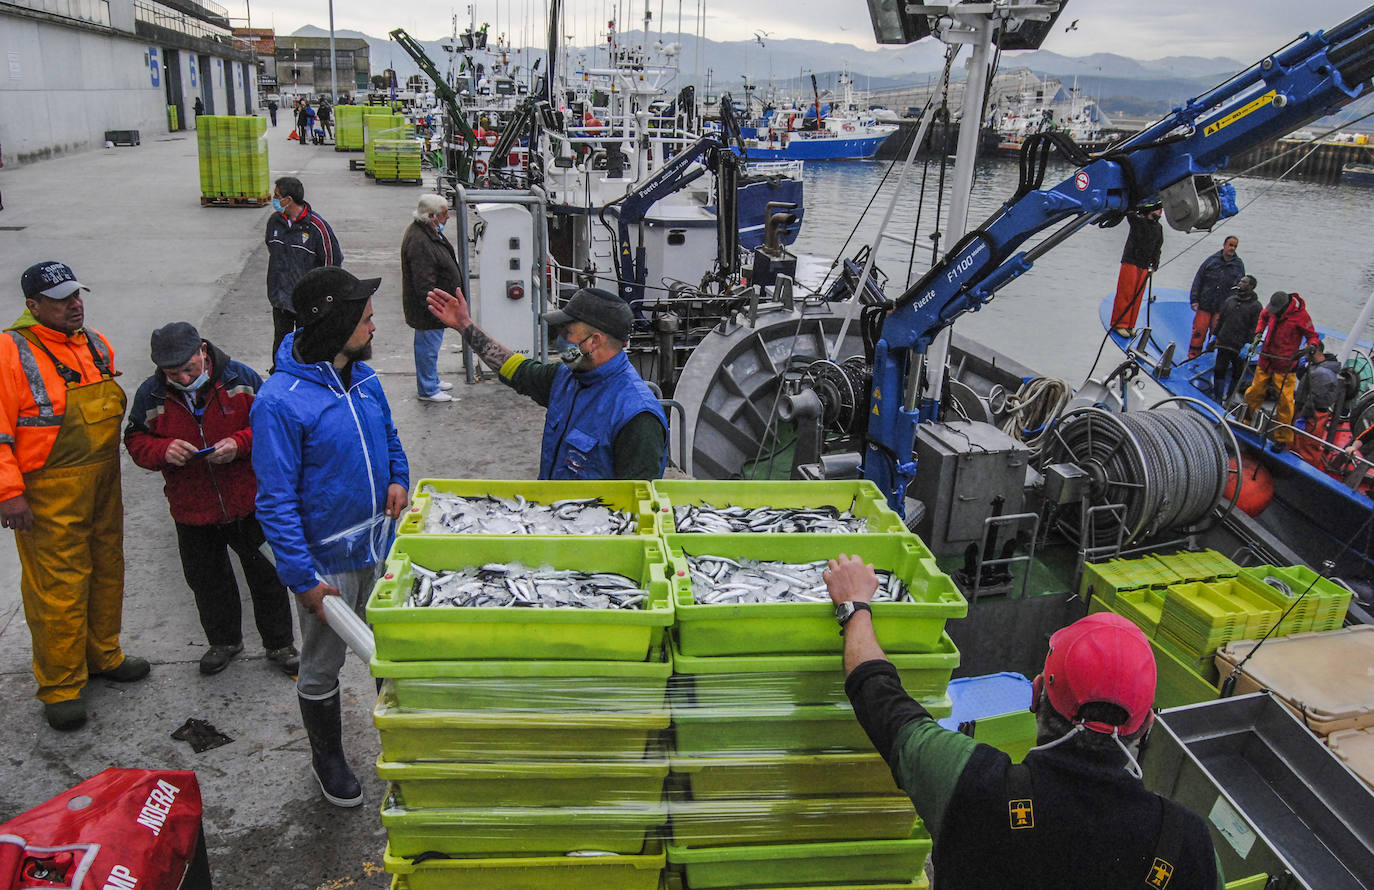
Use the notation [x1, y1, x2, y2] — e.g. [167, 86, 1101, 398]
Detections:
[655, 480, 965, 890]
[373, 139, 423, 183]
[334, 105, 365, 150]
[369, 480, 674, 890]
[196, 115, 269, 204]
[364, 114, 409, 177]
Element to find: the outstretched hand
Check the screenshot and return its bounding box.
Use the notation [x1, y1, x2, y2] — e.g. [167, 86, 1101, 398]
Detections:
[427, 288, 471, 332]
[824, 554, 879, 606]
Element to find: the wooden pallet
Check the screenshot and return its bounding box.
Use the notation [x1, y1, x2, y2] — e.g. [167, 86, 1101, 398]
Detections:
[200, 195, 270, 207]
[349, 159, 367, 170]
[374, 177, 423, 185]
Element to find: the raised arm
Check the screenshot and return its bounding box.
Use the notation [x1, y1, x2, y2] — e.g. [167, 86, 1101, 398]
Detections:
[427, 287, 514, 372]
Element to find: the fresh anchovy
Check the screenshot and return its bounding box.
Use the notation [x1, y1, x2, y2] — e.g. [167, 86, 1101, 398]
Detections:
[421, 487, 638, 535]
[674, 500, 868, 534]
[404, 561, 648, 609]
[685, 555, 910, 605]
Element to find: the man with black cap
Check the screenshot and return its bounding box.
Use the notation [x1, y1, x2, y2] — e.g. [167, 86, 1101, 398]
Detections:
[1243, 290, 1320, 453]
[251, 266, 409, 808]
[427, 285, 667, 480]
[825, 554, 1223, 888]
[0, 261, 148, 731]
[125, 321, 298, 678]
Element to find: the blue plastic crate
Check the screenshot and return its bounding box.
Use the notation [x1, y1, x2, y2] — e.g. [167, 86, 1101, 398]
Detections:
[938, 672, 1033, 731]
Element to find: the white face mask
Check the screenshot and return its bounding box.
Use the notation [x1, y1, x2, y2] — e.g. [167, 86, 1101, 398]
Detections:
[169, 370, 209, 392]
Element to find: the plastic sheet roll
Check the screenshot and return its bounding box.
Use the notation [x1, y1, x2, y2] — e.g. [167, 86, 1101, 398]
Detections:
[322, 595, 375, 663]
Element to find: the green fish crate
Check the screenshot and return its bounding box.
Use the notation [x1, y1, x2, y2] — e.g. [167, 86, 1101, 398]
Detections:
[1237, 565, 1351, 634]
[400, 478, 661, 536]
[665, 533, 965, 657]
[671, 696, 951, 756]
[665, 836, 931, 889]
[667, 795, 917, 848]
[385, 842, 665, 890]
[1108, 587, 1165, 637]
[375, 755, 670, 808]
[367, 535, 673, 662]
[381, 795, 669, 857]
[1078, 556, 1181, 606]
[669, 751, 900, 799]
[373, 691, 669, 762]
[372, 649, 673, 712]
[1159, 581, 1280, 654]
[651, 479, 909, 535]
[1150, 548, 1239, 583]
[668, 631, 959, 707]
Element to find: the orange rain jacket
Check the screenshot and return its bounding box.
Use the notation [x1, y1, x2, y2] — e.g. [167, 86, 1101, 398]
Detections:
[0, 310, 118, 501]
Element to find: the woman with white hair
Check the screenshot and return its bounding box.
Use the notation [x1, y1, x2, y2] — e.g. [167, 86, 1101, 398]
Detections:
[400, 193, 460, 401]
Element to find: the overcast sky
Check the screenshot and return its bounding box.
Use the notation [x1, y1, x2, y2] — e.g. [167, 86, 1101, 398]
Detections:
[253, 1, 1365, 61]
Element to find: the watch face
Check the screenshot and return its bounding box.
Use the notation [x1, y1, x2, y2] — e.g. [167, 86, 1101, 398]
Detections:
[835, 602, 854, 621]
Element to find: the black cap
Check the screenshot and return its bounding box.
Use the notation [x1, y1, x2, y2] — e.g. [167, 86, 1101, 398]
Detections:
[1267, 291, 1291, 314]
[21, 261, 89, 300]
[292, 267, 381, 326]
[542, 287, 633, 341]
[150, 322, 203, 367]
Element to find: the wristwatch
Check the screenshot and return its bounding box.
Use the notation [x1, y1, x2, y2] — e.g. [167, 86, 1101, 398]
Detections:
[835, 600, 872, 633]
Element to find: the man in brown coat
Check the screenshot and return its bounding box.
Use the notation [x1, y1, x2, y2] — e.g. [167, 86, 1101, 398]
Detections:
[401, 194, 461, 402]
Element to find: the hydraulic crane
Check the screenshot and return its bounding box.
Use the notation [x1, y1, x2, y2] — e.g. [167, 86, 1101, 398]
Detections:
[389, 28, 480, 187]
[862, 3, 1374, 509]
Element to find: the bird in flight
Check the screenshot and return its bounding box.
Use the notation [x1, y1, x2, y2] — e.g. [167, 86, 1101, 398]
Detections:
[1064, 18, 1079, 32]
[754, 29, 769, 47]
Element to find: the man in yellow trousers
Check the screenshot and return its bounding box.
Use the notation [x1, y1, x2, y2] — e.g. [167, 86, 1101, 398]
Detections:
[0, 261, 148, 731]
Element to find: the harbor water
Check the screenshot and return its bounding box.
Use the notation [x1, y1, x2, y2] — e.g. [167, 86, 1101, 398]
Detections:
[792, 156, 1374, 383]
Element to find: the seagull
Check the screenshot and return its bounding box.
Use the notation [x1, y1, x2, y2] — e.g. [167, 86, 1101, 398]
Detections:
[1064, 18, 1079, 32]
[754, 29, 769, 47]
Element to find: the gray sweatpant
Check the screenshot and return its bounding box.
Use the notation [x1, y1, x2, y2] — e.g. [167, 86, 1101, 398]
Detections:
[296, 564, 381, 698]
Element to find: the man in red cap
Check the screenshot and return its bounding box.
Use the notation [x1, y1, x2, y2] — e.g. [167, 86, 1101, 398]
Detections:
[826, 554, 1223, 888]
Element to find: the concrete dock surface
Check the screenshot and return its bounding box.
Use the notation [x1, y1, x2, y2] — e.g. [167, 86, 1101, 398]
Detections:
[0, 126, 549, 889]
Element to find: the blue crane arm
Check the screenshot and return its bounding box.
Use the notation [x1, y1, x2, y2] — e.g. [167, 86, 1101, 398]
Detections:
[865, 5, 1374, 509]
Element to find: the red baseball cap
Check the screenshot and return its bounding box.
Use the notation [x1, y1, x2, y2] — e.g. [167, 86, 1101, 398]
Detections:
[1042, 613, 1156, 736]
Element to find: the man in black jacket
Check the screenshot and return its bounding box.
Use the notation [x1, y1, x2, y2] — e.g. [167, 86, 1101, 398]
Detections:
[826, 554, 1223, 889]
[265, 176, 342, 368]
[1109, 202, 1164, 336]
[1210, 275, 1260, 402]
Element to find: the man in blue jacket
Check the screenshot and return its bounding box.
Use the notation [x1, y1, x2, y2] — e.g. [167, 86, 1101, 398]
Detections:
[251, 266, 409, 808]
[1188, 235, 1244, 359]
[427, 285, 667, 479]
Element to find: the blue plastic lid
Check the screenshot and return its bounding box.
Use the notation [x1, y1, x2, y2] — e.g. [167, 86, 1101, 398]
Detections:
[937, 672, 1033, 731]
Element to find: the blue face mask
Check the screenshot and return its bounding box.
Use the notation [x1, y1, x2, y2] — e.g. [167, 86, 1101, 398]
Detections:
[271, 197, 284, 213]
[169, 370, 209, 393]
[436, 223, 445, 234]
[556, 333, 596, 369]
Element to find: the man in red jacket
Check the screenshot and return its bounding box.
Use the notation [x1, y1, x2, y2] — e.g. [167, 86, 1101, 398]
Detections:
[125, 322, 298, 675]
[1243, 291, 1320, 453]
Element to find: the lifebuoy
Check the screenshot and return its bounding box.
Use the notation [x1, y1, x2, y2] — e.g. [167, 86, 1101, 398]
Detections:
[582, 111, 604, 134]
[473, 158, 488, 176]
[483, 133, 498, 147]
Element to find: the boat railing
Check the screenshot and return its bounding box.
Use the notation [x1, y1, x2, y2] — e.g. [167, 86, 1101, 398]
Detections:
[1225, 408, 1374, 492]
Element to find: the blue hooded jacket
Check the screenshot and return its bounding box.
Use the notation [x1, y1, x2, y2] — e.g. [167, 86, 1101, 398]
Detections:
[250, 332, 409, 593]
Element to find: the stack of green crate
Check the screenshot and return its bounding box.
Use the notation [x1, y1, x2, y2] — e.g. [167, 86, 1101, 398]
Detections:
[195, 115, 269, 201]
[335, 105, 365, 151]
[655, 480, 962, 890]
[364, 114, 410, 177]
[373, 139, 423, 182]
[1237, 565, 1351, 635]
[1156, 580, 1281, 681]
[369, 480, 674, 890]
[1078, 556, 1181, 607]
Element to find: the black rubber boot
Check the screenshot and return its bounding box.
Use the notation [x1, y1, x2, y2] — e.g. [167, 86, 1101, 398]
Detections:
[298, 688, 363, 807]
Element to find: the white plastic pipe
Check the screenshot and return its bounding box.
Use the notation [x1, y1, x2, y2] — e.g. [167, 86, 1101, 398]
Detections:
[321, 596, 376, 664]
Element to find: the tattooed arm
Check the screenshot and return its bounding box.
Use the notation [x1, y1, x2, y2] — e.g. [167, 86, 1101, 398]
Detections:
[426, 288, 514, 371]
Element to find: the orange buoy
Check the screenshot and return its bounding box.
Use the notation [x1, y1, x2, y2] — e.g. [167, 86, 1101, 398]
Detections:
[1224, 451, 1274, 517]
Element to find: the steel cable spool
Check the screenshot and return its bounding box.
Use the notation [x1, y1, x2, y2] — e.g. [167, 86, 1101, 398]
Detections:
[1041, 398, 1239, 547]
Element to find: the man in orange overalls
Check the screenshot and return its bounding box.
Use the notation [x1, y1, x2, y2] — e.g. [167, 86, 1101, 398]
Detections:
[0, 261, 148, 731]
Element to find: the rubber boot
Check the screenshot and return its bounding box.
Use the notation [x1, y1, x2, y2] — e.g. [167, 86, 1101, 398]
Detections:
[298, 688, 363, 807]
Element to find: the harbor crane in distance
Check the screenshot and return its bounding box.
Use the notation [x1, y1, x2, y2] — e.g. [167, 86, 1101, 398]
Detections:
[389, 27, 480, 191]
[858, 1, 1374, 511]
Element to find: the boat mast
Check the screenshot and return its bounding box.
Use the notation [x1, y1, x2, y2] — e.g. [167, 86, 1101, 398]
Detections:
[917, 8, 996, 409]
[1338, 289, 1374, 365]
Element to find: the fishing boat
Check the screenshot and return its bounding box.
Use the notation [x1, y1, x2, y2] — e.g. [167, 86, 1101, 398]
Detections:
[733, 73, 899, 161]
[1342, 161, 1374, 184]
[990, 70, 1114, 155]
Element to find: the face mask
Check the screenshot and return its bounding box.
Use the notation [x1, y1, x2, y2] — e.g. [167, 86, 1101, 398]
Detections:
[558, 333, 596, 369]
[271, 198, 284, 213]
[169, 371, 209, 392]
[435, 223, 445, 234]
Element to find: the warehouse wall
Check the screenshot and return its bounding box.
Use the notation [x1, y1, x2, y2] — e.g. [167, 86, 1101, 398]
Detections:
[0, 15, 166, 163]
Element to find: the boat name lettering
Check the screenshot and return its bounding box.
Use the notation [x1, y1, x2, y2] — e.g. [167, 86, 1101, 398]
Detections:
[134, 779, 181, 836]
[103, 865, 139, 890]
[1203, 89, 1277, 137]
